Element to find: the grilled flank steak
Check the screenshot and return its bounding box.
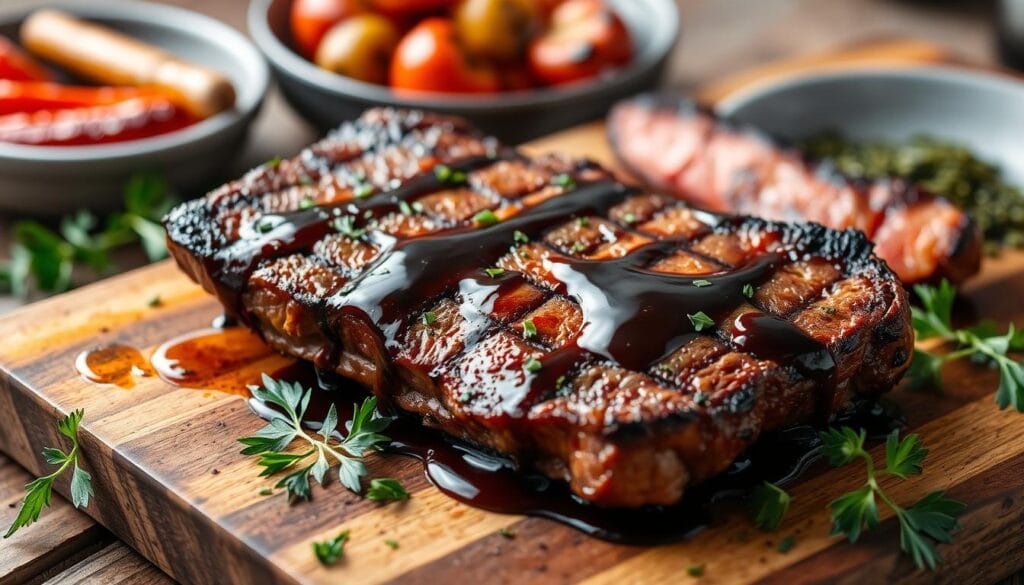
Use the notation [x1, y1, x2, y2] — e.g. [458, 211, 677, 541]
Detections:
[165, 108, 913, 507]
[608, 94, 982, 285]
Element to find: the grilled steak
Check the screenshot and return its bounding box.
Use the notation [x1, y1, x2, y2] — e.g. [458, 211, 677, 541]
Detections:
[608, 94, 983, 285]
[165, 108, 913, 507]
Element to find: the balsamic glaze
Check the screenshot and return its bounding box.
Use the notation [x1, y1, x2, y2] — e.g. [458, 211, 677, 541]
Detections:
[251, 363, 901, 545]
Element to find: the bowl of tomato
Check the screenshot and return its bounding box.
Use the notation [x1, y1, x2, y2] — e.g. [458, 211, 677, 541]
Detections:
[248, 0, 678, 142]
[0, 0, 269, 214]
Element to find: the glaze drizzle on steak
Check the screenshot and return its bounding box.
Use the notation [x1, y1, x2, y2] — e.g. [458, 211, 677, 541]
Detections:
[165, 109, 913, 507]
[608, 94, 983, 285]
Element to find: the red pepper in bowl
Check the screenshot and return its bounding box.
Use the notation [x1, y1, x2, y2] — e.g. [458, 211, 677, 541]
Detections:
[0, 37, 53, 82]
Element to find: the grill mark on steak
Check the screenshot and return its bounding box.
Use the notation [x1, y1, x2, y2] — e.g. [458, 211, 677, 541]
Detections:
[607, 94, 983, 285]
[165, 108, 913, 507]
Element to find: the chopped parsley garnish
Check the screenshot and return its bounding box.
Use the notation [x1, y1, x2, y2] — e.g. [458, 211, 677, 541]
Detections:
[313, 530, 350, 566]
[576, 217, 590, 228]
[820, 427, 965, 570]
[687, 564, 705, 577]
[473, 209, 499, 227]
[692, 279, 712, 288]
[299, 197, 316, 210]
[332, 216, 367, 240]
[399, 200, 415, 216]
[256, 217, 279, 233]
[776, 534, 795, 553]
[259, 487, 273, 496]
[366, 478, 409, 502]
[484, 267, 505, 278]
[552, 174, 576, 189]
[522, 319, 538, 339]
[513, 230, 529, 245]
[421, 311, 437, 326]
[5, 410, 92, 538]
[570, 241, 587, 253]
[353, 184, 374, 199]
[748, 481, 790, 531]
[434, 164, 467, 184]
[687, 311, 714, 332]
[622, 212, 637, 224]
[266, 156, 283, 169]
[742, 283, 755, 299]
[523, 356, 543, 373]
[498, 527, 516, 539]
[147, 295, 162, 307]
[385, 539, 399, 550]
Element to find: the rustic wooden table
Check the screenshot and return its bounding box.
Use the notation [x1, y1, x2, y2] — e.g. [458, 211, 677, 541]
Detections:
[0, 1, 1005, 583]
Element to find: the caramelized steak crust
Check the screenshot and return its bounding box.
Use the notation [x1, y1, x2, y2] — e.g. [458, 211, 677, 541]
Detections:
[608, 94, 982, 285]
[165, 108, 913, 507]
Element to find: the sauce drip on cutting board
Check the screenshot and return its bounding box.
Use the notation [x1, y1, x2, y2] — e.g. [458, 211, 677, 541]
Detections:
[75, 344, 154, 388]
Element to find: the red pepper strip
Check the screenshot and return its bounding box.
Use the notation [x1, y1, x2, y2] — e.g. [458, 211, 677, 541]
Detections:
[0, 37, 53, 82]
[0, 81, 181, 116]
[0, 95, 197, 146]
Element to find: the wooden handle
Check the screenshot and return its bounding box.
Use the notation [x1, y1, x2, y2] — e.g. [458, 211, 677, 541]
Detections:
[20, 9, 236, 118]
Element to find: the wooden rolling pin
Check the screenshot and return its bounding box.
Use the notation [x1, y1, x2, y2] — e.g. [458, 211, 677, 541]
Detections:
[21, 9, 236, 119]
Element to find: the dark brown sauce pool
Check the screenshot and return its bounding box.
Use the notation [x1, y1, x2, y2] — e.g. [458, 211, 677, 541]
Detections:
[78, 325, 900, 545]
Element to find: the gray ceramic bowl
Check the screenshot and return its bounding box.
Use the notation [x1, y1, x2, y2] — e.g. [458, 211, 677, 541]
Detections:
[248, 0, 679, 143]
[0, 0, 269, 214]
[718, 66, 1024, 186]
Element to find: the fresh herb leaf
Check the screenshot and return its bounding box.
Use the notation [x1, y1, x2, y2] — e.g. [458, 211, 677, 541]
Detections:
[522, 319, 537, 340]
[570, 241, 586, 253]
[748, 481, 790, 531]
[484, 267, 505, 278]
[313, 530, 350, 566]
[776, 534, 795, 553]
[385, 538, 399, 549]
[366, 478, 409, 503]
[884, 431, 927, 479]
[622, 213, 637, 224]
[299, 197, 316, 209]
[820, 426, 965, 569]
[238, 375, 395, 500]
[909, 280, 1024, 411]
[399, 200, 415, 216]
[473, 209, 499, 227]
[148, 295, 163, 307]
[742, 283, 754, 298]
[353, 184, 374, 199]
[687, 311, 714, 332]
[692, 279, 712, 288]
[5, 410, 91, 538]
[687, 564, 705, 577]
[576, 216, 590, 227]
[513, 230, 529, 245]
[422, 311, 437, 326]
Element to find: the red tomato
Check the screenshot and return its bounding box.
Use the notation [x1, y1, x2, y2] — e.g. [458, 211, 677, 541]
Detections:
[527, 0, 631, 85]
[370, 0, 456, 17]
[290, 0, 365, 59]
[389, 18, 499, 94]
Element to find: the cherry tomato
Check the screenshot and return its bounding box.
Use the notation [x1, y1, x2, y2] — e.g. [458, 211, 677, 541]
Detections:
[315, 15, 400, 84]
[390, 18, 499, 94]
[370, 0, 456, 17]
[0, 37, 53, 82]
[527, 0, 631, 85]
[290, 0, 365, 59]
[455, 0, 541, 62]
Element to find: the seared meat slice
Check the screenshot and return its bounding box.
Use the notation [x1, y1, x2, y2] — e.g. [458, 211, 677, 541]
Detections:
[165, 108, 913, 507]
[608, 94, 982, 285]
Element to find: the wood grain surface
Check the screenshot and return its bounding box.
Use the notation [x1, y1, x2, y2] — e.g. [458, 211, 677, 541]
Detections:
[3, 43, 1024, 585]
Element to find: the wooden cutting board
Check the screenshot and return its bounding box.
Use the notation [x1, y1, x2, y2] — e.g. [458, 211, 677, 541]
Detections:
[3, 40, 1024, 585]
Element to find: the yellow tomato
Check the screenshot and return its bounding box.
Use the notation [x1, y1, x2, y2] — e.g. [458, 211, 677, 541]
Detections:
[314, 14, 400, 85]
[455, 0, 541, 61]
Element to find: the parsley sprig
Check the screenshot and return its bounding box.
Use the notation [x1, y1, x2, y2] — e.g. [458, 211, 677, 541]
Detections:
[0, 174, 175, 295]
[5, 410, 93, 538]
[238, 375, 403, 502]
[313, 530, 350, 566]
[748, 481, 790, 531]
[909, 280, 1024, 411]
[820, 427, 965, 570]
